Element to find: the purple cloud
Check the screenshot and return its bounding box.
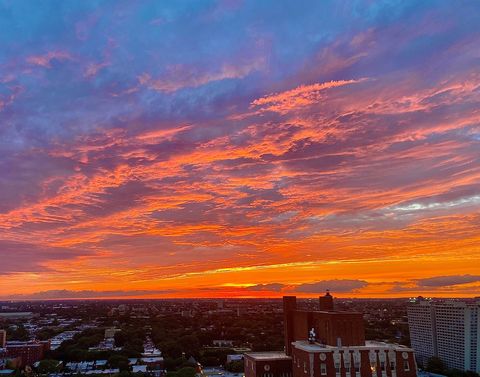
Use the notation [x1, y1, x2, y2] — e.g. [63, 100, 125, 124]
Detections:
[416, 275, 480, 287]
[4, 289, 175, 300]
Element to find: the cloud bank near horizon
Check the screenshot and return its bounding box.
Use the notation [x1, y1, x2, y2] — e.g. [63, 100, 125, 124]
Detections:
[5, 274, 480, 300]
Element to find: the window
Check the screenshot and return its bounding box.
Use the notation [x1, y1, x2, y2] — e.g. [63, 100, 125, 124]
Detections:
[354, 362, 360, 373]
[321, 363, 327, 376]
[335, 362, 341, 373]
[390, 361, 395, 371]
[345, 362, 351, 373]
[304, 362, 307, 374]
[404, 361, 410, 372]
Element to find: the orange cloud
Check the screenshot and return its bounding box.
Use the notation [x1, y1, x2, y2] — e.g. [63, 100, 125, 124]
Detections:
[250, 79, 366, 114]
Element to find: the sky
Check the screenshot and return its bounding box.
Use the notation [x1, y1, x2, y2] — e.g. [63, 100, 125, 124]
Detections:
[1, 0, 480, 300]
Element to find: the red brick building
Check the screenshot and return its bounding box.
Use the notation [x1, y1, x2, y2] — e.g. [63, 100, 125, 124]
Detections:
[245, 352, 293, 377]
[284, 294, 365, 355]
[6, 340, 50, 367]
[292, 341, 416, 377]
[245, 293, 417, 377]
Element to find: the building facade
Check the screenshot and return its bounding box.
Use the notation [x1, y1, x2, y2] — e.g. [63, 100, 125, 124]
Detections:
[246, 293, 417, 377]
[292, 341, 416, 377]
[406, 301, 436, 366]
[6, 340, 50, 367]
[245, 352, 293, 377]
[407, 299, 480, 372]
[283, 295, 365, 355]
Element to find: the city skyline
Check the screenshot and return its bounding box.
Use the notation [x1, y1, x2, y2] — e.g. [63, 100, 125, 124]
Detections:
[1, 1, 480, 300]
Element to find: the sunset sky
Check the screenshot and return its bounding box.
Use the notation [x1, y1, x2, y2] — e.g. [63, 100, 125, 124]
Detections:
[1, 0, 480, 300]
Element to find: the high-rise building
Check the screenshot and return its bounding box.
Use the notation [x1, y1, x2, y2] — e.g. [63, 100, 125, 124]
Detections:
[245, 293, 417, 377]
[406, 300, 436, 367]
[407, 298, 480, 372]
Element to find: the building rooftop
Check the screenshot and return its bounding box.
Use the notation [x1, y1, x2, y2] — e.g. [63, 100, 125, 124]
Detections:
[292, 340, 414, 352]
[141, 357, 164, 363]
[293, 309, 363, 315]
[244, 351, 291, 361]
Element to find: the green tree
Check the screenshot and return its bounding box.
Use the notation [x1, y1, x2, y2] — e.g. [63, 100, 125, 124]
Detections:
[226, 361, 244, 373]
[114, 331, 126, 347]
[427, 357, 446, 374]
[177, 367, 196, 377]
[37, 360, 61, 374]
[108, 355, 130, 371]
[7, 324, 29, 341]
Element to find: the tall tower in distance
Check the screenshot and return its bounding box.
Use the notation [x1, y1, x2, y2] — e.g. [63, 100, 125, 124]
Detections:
[283, 296, 297, 356]
[318, 290, 334, 311]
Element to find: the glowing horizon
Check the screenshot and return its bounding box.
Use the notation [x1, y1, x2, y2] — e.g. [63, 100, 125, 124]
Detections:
[1, 1, 480, 300]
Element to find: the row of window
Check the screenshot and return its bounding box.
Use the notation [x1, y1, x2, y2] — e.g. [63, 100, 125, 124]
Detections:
[261, 373, 291, 377]
[293, 356, 409, 375]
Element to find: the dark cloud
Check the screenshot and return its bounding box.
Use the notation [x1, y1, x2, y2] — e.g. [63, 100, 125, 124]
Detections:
[152, 201, 219, 225]
[246, 280, 368, 294]
[246, 283, 285, 292]
[296, 280, 368, 293]
[4, 289, 175, 300]
[416, 275, 480, 287]
[0, 240, 90, 274]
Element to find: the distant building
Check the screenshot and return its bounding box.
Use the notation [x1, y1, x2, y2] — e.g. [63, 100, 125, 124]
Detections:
[0, 313, 34, 320]
[0, 331, 6, 348]
[318, 291, 334, 312]
[6, 340, 50, 367]
[408, 298, 480, 372]
[104, 328, 119, 339]
[213, 340, 234, 347]
[245, 292, 417, 377]
[227, 354, 245, 364]
[245, 352, 292, 377]
[50, 330, 80, 350]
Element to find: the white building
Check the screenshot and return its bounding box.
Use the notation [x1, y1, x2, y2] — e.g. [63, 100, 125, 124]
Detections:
[406, 301, 436, 366]
[407, 299, 480, 372]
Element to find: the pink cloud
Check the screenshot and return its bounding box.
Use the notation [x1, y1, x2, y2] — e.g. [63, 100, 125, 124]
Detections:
[250, 79, 366, 114]
[26, 51, 72, 68]
[139, 58, 265, 92]
[84, 62, 110, 78]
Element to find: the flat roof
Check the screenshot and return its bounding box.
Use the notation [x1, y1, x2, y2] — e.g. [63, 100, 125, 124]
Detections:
[293, 310, 363, 315]
[244, 352, 291, 361]
[292, 341, 413, 352]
